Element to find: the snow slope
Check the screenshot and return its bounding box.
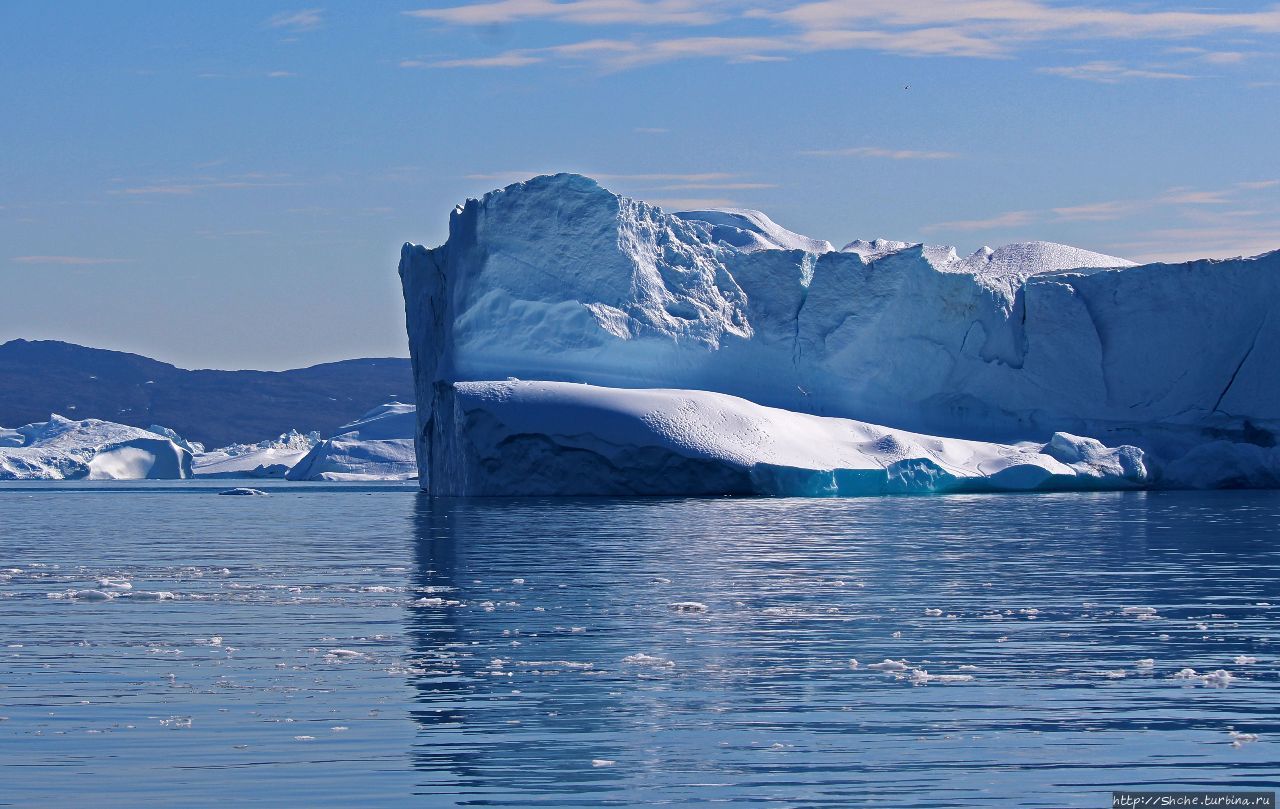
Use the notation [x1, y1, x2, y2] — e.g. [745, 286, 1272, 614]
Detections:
[285, 402, 417, 481]
[0, 415, 193, 480]
[193, 430, 320, 478]
[427, 381, 1147, 496]
[401, 173, 1280, 494]
[674, 209, 835, 254]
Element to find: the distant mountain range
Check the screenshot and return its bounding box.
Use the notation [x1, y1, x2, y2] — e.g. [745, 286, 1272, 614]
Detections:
[0, 340, 414, 448]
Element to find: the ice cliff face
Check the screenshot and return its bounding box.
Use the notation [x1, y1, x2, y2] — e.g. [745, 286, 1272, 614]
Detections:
[401, 173, 1279, 494]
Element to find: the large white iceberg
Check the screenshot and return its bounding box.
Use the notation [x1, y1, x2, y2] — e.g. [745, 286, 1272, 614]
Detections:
[0, 415, 193, 480]
[285, 402, 417, 481]
[400, 173, 1278, 496]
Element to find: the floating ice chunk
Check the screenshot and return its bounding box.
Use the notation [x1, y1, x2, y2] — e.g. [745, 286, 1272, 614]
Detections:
[1099, 670, 1127, 679]
[129, 591, 177, 601]
[866, 659, 909, 672]
[413, 597, 460, 607]
[69, 589, 115, 601]
[1135, 658, 1155, 668]
[1121, 606, 1157, 615]
[511, 578, 525, 585]
[670, 602, 709, 614]
[1234, 655, 1258, 665]
[923, 608, 943, 617]
[331, 726, 349, 732]
[622, 653, 674, 668]
[848, 659, 859, 669]
[97, 578, 132, 590]
[1172, 667, 1235, 687]
[1203, 670, 1234, 687]
[294, 735, 316, 741]
[361, 585, 398, 593]
[326, 649, 362, 659]
[218, 487, 268, 496]
[591, 759, 616, 767]
[905, 668, 973, 685]
[1230, 730, 1260, 747]
[160, 716, 193, 729]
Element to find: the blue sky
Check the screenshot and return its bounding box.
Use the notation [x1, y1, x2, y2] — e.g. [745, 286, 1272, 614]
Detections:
[2, 1, 1278, 369]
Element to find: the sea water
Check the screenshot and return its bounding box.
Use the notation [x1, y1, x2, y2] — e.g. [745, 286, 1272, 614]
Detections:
[1, 483, 1277, 807]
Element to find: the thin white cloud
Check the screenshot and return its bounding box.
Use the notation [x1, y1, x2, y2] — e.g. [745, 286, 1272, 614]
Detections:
[1112, 220, 1280, 263]
[1158, 187, 1233, 205]
[267, 70, 298, 78]
[404, 0, 724, 26]
[592, 172, 738, 181]
[1037, 60, 1195, 82]
[1052, 199, 1136, 222]
[923, 210, 1036, 232]
[11, 255, 132, 266]
[427, 53, 545, 68]
[409, 1, 1280, 70]
[655, 182, 777, 190]
[464, 171, 742, 183]
[802, 146, 958, 160]
[266, 9, 324, 32]
[647, 197, 741, 209]
[761, 1, 1280, 40]
[110, 174, 300, 196]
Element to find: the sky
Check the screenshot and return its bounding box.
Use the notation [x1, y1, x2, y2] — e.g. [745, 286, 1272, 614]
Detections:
[2, 1, 1278, 370]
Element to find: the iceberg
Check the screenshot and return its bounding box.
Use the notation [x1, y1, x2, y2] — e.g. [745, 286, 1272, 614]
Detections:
[0, 415, 193, 480]
[193, 430, 320, 479]
[426, 380, 1146, 496]
[399, 173, 1278, 496]
[285, 402, 417, 481]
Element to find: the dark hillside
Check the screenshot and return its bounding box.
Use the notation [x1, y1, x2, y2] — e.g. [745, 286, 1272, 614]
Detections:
[0, 340, 413, 447]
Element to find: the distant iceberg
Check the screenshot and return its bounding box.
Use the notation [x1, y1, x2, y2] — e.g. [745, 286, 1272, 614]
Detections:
[0, 415, 192, 480]
[193, 430, 320, 479]
[400, 173, 1280, 496]
[285, 402, 417, 481]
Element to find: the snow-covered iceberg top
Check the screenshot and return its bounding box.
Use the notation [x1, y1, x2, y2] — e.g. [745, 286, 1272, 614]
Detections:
[0, 415, 193, 480]
[400, 173, 1280, 495]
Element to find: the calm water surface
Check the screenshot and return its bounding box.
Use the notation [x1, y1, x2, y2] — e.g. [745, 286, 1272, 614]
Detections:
[1, 483, 1278, 807]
